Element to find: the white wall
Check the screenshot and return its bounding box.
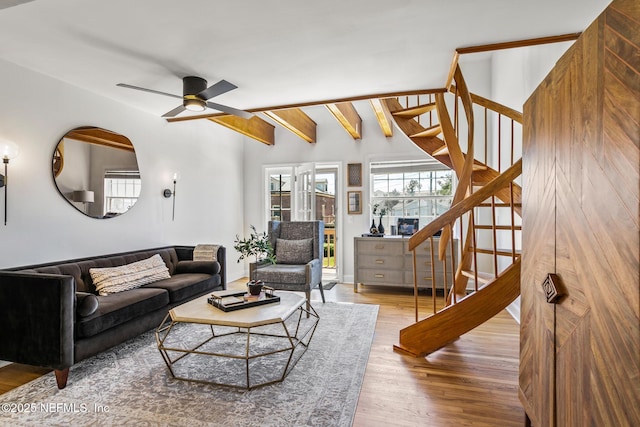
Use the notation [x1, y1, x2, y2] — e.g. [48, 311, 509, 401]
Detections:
[0, 58, 247, 283]
[242, 101, 431, 282]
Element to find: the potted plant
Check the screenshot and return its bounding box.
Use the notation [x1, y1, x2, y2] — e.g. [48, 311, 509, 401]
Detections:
[234, 225, 275, 280]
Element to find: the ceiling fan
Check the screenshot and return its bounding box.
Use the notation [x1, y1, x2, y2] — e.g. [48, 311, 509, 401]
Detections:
[117, 76, 252, 119]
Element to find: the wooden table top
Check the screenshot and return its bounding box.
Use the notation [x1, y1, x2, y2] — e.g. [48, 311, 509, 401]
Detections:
[169, 291, 305, 328]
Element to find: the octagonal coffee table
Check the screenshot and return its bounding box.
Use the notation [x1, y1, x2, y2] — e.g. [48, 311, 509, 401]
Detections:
[156, 291, 319, 389]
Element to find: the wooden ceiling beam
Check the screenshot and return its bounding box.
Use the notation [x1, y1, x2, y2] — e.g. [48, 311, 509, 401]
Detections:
[456, 33, 581, 55]
[208, 115, 275, 146]
[370, 99, 393, 137]
[166, 88, 446, 123]
[263, 108, 317, 143]
[65, 128, 134, 151]
[326, 102, 362, 139]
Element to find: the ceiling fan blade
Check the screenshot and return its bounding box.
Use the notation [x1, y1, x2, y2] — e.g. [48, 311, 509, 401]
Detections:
[117, 83, 182, 100]
[161, 105, 187, 118]
[206, 101, 253, 119]
[198, 79, 238, 101]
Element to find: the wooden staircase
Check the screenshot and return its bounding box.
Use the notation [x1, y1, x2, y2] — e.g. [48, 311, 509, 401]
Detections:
[386, 65, 523, 357]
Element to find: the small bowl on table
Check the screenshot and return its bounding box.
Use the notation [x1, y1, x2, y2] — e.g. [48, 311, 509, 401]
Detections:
[247, 280, 263, 296]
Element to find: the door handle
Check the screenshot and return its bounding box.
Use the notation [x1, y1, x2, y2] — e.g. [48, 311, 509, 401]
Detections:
[542, 273, 563, 303]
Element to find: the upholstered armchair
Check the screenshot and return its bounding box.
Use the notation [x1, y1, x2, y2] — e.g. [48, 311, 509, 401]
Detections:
[254, 221, 325, 313]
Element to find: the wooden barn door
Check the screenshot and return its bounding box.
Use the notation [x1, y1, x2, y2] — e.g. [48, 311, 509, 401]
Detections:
[520, 0, 639, 426]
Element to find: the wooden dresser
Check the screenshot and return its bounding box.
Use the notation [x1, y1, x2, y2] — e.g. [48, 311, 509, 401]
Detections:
[353, 236, 457, 292]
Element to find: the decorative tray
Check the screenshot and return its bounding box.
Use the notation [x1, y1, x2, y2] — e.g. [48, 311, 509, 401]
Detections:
[207, 289, 280, 312]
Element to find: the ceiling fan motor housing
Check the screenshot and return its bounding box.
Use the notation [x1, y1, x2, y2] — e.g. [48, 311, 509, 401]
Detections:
[183, 76, 207, 110]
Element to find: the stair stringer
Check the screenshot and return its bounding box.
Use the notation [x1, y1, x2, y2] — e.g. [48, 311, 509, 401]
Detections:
[393, 257, 521, 357]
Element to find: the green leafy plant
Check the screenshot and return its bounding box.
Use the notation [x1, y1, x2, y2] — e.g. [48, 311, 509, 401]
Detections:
[372, 203, 388, 218]
[437, 174, 453, 195]
[234, 225, 275, 264]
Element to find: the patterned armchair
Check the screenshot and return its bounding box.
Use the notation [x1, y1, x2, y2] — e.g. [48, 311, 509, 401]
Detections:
[254, 221, 325, 313]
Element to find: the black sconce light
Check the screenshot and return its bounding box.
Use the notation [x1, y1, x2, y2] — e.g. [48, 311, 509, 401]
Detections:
[162, 172, 179, 221]
[0, 138, 19, 226]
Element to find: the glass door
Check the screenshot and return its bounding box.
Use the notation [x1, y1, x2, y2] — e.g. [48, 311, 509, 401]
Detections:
[267, 168, 293, 222]
[294, 163, 315, 221]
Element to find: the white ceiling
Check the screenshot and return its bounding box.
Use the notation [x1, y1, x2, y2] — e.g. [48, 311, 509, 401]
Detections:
[0, 0, 610, 118]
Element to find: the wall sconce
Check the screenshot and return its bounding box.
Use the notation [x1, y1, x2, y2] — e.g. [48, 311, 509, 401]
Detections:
[162, 172, 179, 221]
[0, 138, 20, 226]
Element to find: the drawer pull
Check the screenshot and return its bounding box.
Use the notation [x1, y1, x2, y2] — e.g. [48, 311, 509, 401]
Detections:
[375, 274, 384, 278]
[375, 259, 384, 264]
[375, 244, 385, 249]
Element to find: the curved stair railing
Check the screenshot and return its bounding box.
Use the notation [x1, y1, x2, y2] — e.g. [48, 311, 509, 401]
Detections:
[381, 64, 523, 357]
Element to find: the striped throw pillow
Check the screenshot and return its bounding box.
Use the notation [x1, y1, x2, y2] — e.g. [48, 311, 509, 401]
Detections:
[90, 254, 170, 296]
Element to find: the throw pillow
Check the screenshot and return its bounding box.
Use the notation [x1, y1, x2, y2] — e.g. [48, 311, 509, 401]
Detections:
[90, 254, 170, 296]
[275, 238, 314, 265]
[76, 292, 99, 317]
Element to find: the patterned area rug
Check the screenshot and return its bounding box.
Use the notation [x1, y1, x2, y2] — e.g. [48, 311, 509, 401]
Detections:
[0, 302, 378, 427]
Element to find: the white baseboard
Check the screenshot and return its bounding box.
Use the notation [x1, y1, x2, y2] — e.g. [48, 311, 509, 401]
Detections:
[506, 297, 521, 324]
[0, 361, 12, 368]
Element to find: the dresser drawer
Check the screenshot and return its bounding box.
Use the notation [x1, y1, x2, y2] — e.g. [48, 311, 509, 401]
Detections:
[357, 269, 404, 285]
[356, 239, 403, 255]
[407, 271, 451, 289]
[358, 254, 404, 270]
[405, 240, 437, 256]
[408, 256, 434, 271]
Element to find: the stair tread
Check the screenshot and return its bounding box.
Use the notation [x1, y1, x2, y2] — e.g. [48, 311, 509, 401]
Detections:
[433, 144, 449, 156]
[410, 124, 442, 138]
[392, 102, 437, 118]
[469, 247, 521, 256]
[461, 270, 494, 284]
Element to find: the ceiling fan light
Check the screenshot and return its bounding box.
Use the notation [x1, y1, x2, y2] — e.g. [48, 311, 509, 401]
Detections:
[184, 97, 206, 112]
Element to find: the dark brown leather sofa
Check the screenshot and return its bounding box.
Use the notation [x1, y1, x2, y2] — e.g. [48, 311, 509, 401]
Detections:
[0, 245, 225, 389]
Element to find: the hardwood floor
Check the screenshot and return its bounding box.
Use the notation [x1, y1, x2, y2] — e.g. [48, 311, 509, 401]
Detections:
[0, 363, 50, 394]
[323, 283, 524, 427]
[0, 280, 524, 426]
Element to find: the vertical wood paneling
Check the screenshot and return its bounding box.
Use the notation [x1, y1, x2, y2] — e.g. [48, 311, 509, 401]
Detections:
[520, 80, 557, 427]
[521, 0, 640, 425]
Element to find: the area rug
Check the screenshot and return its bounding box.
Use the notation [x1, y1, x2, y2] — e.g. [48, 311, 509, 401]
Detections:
[0, 302, 378, 427]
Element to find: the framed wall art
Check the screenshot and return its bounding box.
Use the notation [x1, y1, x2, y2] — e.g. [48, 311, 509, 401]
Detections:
[347, 163, 362, 187]
[347, 191, 362, 214]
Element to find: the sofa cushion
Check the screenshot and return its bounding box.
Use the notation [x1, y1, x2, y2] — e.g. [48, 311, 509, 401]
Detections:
[275, 238, 313, 265]
[174, 260, 220, 275]
[90, 254, 171, 296]
[76, 287, 169, 338]
[143, 273, 219, 304]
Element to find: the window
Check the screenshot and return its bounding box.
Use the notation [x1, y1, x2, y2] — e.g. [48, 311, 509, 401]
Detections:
[370, 160, 454, 233]
[103, 170, 141, 216]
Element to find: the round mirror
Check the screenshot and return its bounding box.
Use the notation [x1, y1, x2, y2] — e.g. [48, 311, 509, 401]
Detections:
[53, 127, 141, 219]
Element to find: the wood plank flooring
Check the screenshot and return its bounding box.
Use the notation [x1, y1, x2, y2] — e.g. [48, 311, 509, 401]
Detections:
[0, 281, 524, 426]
